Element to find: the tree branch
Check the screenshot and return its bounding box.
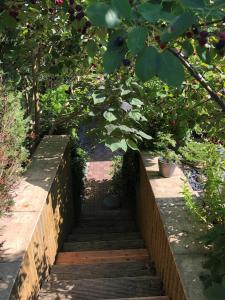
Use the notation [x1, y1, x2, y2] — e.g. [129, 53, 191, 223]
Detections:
[168, 48, 225, 113]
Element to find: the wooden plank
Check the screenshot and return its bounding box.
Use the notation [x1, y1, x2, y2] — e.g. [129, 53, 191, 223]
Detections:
[72, 223, 137, 234]
[40, 276, 162, 299]
[103, 298, 170, 300]
[63, 239, 145, 252]
[56, 249, 149, 265]
[39, 293, 169, 300]
[67, 231, 141, 242]
[50, 261, 154, 280]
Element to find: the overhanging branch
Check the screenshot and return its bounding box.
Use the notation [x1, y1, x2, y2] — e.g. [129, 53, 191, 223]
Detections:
[168, 48, 225, 113]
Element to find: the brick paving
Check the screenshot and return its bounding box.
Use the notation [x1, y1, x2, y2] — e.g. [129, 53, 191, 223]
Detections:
[82, 145, 115, 214]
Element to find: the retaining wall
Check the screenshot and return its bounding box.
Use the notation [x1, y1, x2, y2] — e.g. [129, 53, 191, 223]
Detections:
[0, 135, 73, 300]
[137, 154, 207, 300]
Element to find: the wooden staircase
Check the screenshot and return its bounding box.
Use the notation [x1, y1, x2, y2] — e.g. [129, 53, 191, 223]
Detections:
[39, 209, 169, 300]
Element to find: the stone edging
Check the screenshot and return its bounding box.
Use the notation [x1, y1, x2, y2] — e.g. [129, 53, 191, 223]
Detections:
[137, 154, 207, 300]
[0, 135, 73, 300]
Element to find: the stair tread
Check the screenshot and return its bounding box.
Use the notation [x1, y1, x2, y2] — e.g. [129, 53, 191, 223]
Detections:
[103, 298, 169, 300]
[56, 249, 149, 265]
[39, 295, 167, 300]
[63, 239, 145, 251]
[72, 223, 137, 234]
[50, 261, 155, 280]
[68, 231, 141, 242]
[40, 276, 162, 299]
[81, 209, 133, 218]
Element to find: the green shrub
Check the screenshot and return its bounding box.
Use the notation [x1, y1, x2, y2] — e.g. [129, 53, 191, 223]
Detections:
[181, 140, 225, 297]
[0, 85, 28, 216]
[70, 129, 88, 222]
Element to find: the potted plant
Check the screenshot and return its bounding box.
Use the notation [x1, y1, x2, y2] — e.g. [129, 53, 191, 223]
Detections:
[158, 149, 180, 178]
[153, 132, 180, 178]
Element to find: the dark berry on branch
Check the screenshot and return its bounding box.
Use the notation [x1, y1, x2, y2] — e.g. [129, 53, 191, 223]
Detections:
[85, 21, 92, 28]
[159, 42, 167, 50]
[9, 10, 18, 19]
[155, 35, 161, 43]
[123, 59, 131, 66]
[75, 4, 83, 12]
[200, 31, 208, 38]
[186, 31, 193, 38]
[76, 12, 85, 21]
[219, 31, 225, 40]
[69, 0, 74, 4]
[198, 37, 207, 46]
[30, 0, 37, 4]
[215, 40, 225, 50]
[114, 36, 124, 47]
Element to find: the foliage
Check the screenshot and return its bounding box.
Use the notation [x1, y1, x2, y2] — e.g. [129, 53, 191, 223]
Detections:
[152, 132, 180, 162]
[0, 85, 28, 216]
[70, 128, 88, 222]
[110, 155, 124, 199]
[181, 140, 225, 297]
[85, 0, 225, 113]
[181, 140, 225, 224]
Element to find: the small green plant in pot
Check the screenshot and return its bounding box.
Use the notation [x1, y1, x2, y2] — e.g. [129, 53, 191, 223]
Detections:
[154, 132, 180, 178]
[158, 150, 180, 178]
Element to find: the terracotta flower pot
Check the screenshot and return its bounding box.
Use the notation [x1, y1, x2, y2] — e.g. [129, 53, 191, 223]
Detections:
[158, 157, 176, 178]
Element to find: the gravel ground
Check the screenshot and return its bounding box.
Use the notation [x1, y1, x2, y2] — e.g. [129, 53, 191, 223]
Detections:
[183, 164, 205, 192]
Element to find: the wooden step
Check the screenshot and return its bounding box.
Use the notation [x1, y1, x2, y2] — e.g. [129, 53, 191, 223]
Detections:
[39, 295, 168, 300]
[80, 212, 133, 222]
[104, 296, 170, 300]
[76, 219, 137, 228]
[67, 231, 141, 242]
[56, 249, 149, 265]
[81, 209, 133, 219]
[63, 239, 145, 252]
[72, 222, 137, 234]
[40, 276, 162, 300]
[50, 261, 155, 280]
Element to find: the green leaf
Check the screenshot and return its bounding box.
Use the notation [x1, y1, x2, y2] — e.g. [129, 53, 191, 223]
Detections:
[87, 40, 98, 58]
[92, 92, 106, 104]
[103, 111, 117, 122]
[135, 47, 159, 82]
[106, 139, 127, 152]
[86, 3, 120, 28]
[182, 41, 194, 57]
[111, 0, 131, 19]
[157, 51, 184, 87]
[129, 110, 147, 122]
[135, 130, 152, 140]
[103, 49, 125, 73]
[130, 98, 144, 107]
[127, 139, 139, 151]
[180, 0, 205, 8]
[161, 12, 197, 42]
[127, 27, 148, 55]
[138, 3, 162, 22]
[196, 46, 213, 64]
